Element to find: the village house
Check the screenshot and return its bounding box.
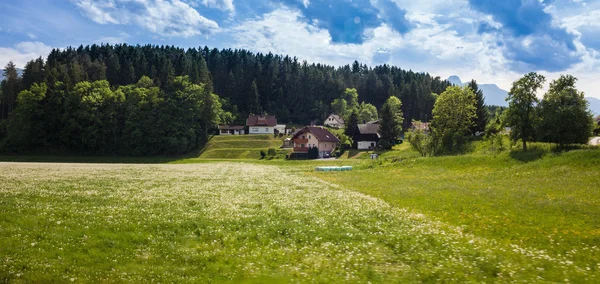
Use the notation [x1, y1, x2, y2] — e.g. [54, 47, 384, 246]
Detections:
[324, 114, 345, 129]
[292, 126, 340, 158]
[218, 125, 246, 135]
[246, 114, 278, 134]
[410, 121, 430, 134]
[354, 123, 380, 150]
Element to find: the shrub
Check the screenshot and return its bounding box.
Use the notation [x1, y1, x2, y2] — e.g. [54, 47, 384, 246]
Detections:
[308, 147, 319, 159]
[267, 148, 276, 156]
[260, 150, 266, 158]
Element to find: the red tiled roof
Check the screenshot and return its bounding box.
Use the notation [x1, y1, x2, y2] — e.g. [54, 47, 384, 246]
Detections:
[246, 115, 277, 127]
[292, 126, 340, 143]
[219, 125, 245, 130]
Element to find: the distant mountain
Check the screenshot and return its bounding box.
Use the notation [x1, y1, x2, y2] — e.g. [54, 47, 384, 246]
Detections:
[447, 76, 600, 114]
[587, 97, 600, 115]
[0, 68, 24, 81]
[447, 76, 509, 107]
[447, 75, 463, 86]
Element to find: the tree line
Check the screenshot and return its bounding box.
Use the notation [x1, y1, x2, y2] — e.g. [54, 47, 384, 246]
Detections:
[407, 73, 595, 156]
[1, 44, 450, 125]
[0, 43, 454, 155]
[0, 72, 230, 155]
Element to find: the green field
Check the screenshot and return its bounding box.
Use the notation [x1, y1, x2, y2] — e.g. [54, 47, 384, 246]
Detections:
[1, 143, 599, 282]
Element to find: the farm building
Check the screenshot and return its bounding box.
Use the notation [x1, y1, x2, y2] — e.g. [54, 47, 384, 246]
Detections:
[354, 123, 380, 150]
[218, 125, 245, 135]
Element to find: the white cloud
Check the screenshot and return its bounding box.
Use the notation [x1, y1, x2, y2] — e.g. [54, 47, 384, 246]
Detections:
[202, 0, 235, 12]
[0, 42, 54, 68]
[230, 7, 510, 87]
[95, 31, 131, 45]
[74, 0, 219, 37]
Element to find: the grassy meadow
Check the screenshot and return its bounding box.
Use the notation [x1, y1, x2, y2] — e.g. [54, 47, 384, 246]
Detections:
[1, 138, 599, 282]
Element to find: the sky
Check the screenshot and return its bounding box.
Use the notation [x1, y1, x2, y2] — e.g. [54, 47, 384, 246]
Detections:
[0, 0, 599, 98]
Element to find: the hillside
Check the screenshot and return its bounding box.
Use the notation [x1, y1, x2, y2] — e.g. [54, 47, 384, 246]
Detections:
[197, 134, 287, 159]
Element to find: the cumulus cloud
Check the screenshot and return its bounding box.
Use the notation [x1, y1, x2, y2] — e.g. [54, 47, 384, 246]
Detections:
[201, 0, 235, 12]
[230, 7, 507, 80]
[469, 0, 582, 72]
[0, 42, 54, 68]
[74, 0, 219, 37]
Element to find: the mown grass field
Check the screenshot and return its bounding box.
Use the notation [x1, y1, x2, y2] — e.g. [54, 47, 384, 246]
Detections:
[1, 141, 599, 282]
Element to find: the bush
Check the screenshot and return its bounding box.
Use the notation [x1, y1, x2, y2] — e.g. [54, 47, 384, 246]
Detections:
[267, 148, 276, 156]
[260, 150, 266, 158]
[308, 147, 319, 159]
[406, 129, 434, 157]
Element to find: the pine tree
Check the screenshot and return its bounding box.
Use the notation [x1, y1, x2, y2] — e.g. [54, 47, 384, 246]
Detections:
[1, 61, 21, 119]
[345, 110, 359, 138]
[248, 80, 261, 114]
[378, 96, 404, 149]
[467, 80, 488, 134]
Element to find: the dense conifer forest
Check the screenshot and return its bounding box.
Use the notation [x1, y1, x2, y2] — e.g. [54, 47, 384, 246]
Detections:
[0, 44, 451, 155]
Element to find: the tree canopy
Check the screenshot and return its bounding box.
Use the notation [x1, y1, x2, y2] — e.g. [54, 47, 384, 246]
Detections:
[430, 85, 476, 152]
[536, 75, 593, 146]
[504, 72, 545, 151]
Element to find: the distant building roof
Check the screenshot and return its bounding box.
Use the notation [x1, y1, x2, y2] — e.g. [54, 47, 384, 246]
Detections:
[357, 123, 380, 135]
[293, 126, 340, 143]
[326, 114, 345, 124]
[219, 125, 245, 130]
[246, 115, 277, 127]
[411, 121, 430, 131]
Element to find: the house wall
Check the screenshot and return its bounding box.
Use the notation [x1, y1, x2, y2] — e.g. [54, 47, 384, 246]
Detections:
[249, 127, 274, 134]
[294, 131, 319, 148]
[324, 122, 344, 128]
[220, 129, 245, 135]
[357, 141, 377, 150]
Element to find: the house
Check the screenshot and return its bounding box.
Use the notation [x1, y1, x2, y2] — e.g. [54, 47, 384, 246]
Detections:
[292, 126, 340, 158]
[246, 115, 277, 134]
[282, 138, 294, 148]
[354, 123, 380, 150]
[324, 114, 345, 129]
[411, 121, 430, 134]
[218, 125, 245, 135]
[275, 124, 292, 135]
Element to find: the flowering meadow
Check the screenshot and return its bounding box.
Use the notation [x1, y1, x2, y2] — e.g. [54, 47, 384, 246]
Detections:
[0, 162, 597, 282]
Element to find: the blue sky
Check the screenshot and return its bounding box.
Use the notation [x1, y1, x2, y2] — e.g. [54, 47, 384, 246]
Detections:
[1, 0, 599, 98]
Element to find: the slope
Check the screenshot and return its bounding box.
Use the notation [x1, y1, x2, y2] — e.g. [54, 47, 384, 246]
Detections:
[198, 134, 287, 159]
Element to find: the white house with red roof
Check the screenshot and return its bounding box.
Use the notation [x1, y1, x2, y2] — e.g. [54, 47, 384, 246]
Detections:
[246, 114, 277, 134]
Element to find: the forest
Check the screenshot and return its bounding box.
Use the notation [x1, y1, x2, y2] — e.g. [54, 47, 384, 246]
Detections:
[0, 44, 452, 155]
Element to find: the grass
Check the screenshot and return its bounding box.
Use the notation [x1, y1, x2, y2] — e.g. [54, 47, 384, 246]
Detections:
[197, 135, 288, 159]
[1, 137, 599, 282]
[1, 161, 598, 282]
[313, 145, 600, 279]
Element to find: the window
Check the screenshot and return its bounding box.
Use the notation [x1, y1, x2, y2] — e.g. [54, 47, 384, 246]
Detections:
[302, 135, 305, 139]
[252, 128, 259, 132]
[265, 128, 269, 132]
[309, 135, 312, 139]
[301, 144, 305, 148]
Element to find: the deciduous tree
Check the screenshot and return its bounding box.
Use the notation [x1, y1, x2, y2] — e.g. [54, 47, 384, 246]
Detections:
[504, 72, 545, 151]
[536, 75, 593, 146]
